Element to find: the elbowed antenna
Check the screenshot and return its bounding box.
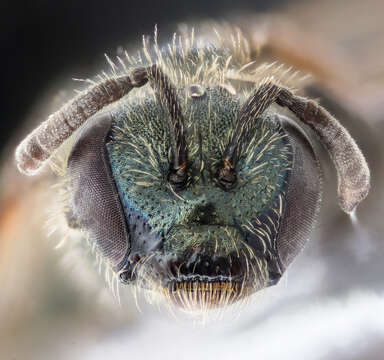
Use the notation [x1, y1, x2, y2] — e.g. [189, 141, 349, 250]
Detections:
[218, 83, 370, 213]
[15, 64, 189, 191]
[15, 69, 149, 176]
[275, 88, 370, 213]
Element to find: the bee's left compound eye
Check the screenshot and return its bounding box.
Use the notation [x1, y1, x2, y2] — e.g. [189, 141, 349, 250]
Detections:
[66, 113, 130, 272]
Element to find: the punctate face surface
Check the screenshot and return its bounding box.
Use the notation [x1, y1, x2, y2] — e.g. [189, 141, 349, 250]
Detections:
[15, 27, 369, 313]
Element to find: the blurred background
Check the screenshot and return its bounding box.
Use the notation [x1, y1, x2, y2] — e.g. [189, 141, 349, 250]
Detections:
[1, 0, 384, 359]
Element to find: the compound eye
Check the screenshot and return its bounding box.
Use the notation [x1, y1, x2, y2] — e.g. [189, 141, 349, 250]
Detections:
[276, 116, 322, 268]
[66, 112, 130, 272]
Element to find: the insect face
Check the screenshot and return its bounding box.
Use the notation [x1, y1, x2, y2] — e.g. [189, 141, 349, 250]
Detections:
[66, 73, 320, 310]
[110, 85, 291, 307]
[15, 30, 369, 312]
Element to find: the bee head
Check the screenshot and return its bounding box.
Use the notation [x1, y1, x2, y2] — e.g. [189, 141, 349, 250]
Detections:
[16, 36, 368, 312]
[67, 73, 321, 310]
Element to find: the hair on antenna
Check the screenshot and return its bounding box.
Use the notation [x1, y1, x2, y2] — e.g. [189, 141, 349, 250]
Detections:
[15, 73, 149, 175]
[217, 83, 370, 213]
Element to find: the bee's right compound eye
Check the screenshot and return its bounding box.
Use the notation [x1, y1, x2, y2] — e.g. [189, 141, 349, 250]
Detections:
[275, 117, 322, 268]
[66, 112, 130, 272]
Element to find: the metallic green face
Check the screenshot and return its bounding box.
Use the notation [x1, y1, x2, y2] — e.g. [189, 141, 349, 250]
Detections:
[104, 85, 294, 307]
[65, 45, 322, 310]
[14, 21, 369, 312]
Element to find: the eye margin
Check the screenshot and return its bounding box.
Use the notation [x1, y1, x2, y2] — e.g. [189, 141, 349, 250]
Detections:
[275, 114, 323, 269]
[66, 112, 131, 273]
